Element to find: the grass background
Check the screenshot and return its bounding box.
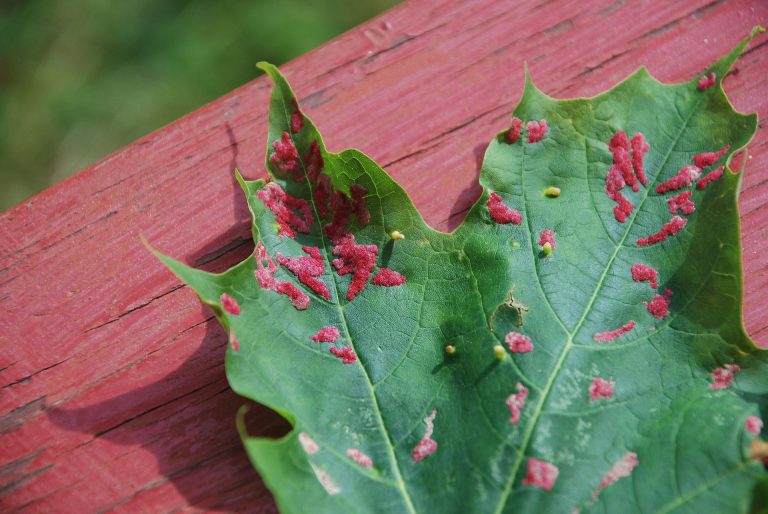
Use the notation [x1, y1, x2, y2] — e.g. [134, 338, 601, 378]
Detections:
[0, 0, 397, 211]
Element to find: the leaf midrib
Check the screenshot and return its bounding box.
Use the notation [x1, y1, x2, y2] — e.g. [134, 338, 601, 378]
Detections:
[281, 96, 418, 514]
[491, 91, 705, 513]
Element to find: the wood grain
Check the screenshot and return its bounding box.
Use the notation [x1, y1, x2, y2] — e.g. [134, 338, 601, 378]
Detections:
[2, 0, 767, 511]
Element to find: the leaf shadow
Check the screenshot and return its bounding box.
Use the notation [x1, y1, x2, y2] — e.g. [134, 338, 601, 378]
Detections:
[443, 142, 486, 231]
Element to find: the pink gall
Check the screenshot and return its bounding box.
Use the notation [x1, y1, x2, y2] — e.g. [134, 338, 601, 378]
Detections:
[692, 145, 729, 169]
[505, 332, 533, 353]
[539, 229, 556, 252]
[697, 72, 716, 91]
[487, 192, 522, 225]
[277, 246, 331, 300]
[523, 458, 559, 491]
[372, 268, 406, 287]
[506, 382, 528, 425]
[506, 117, 523, 143]
[412, 410, 438, 463]
[656, 165, 701, 194]
[526, 119, 548, 143]
[332, 234, 378, 301]
[696, 166, 724, 190]
[299, 432, 319, 454]
[644, 288, 673, 319]
[330, 346, 357, 364]
[220, 293, 240, 315]
[269, 132, 300, 175]
[636, 216, 687, 246]
[593, 452, 638, 499]
[667, 190, 695, 215]
[311, 326, 340, 343]
[593, 320, 635, 343]
[256, 182, 314, 238]
[291, 109, 304, 134]
[710, 363, 740, 390]
[346, 448, 373, 468]
[746, 416, 763, 435]
[254, 242, 311, 310]
[589, 377, 615, 401]
[631, 263, 659, 289]
[630, 133, 650, 186]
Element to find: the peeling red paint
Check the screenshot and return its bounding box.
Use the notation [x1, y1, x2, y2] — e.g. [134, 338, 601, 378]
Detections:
[630, 133, 650, 186]
[506, 382, 528, 425]
[310, 326, 340, 343]
[256, 182, 314, 238]
[696, 166, 724, 190]
[636, 216, 687, 246]
[589, 377, 615, 401]
[643, 288, 672, 319]
[332, 234, 378, 301]
[372, 268, 406, 286]
[667, 190, 695, 215]
[631, 263, 659, 289]
[506, 117, 523, 143]
[697, 72, 716, 91]
[412, 410, 438, 463]
[505, 332, 533, 353]
[487, 192, 522, 225]
[269, 132, 300, 175]
[346, 448, 373, 468]
[746, 416, 763, 435]
[254, 242, 310, 310]
[526, 120, 548, 143]
[656, 165, 701, 194]
[522, 458, 559, 491]
[220, 293, 241, 315]
[330, 346, 357, 364]
[538, 229, 556, 251]
[710, 363, 740, 390]
[277, 246, 331, 300]
[593, 452, 638, 499]
[692, 145, 729, 169]
[593, 320, 635, 343]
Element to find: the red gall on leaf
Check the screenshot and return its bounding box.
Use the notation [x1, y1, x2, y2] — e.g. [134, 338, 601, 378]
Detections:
[697, 72, 716, 91]
[254, 242, 310, 310]
[314, 174, 332, 219]
[332, 234, 378, 301]
[526, 119, 548, 143]
[522, 458, 559, 491]
[256, 182, 314, 238]
[593, 320, 636, 343]
[329, 345, 357, 364]
[630, 132, 650, 186]
[220, 293, 240, 315]
[710, 363, 740, 390]
[697, 166, 725, 190]
[291, 109, 304, 134]
[412, 410, 438, 463]
[506, 117, 523, 143]
[269, 132, 300, 174]
[746, 416, 763, 435]
[656, 165, 701, 194]
[644, 288, 673, 319]
[229, 330, 239, 352]
[324, 185, 371, 243]
[609, 131, 637, 192]
[631, 263, 659, 289]
[304, 140, 324, 183]
[505, 331, 533, 353]
[299, 432, 319, 454]
[277, 246, 331, 300]
[372, 268, 406, 287]
[667, 190, 695, 215]
[506, 382, 528, 425]
[609, 190, 633, 223]
[589, 377, 615, 401]
[593, 452, 638, 500]
[636, 216, 687, 246]
[539, 229, 556, 254]
[346, 448, 373, 468]
[487, 192, 522, 225]
[692, 145, 729, 169]
[310, 326, 340, 343]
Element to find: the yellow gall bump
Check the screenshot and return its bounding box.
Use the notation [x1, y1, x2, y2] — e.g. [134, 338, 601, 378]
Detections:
[542, 242, 553, 256]
[493, 344, 506, 360]
[390, 230, 405, 240]
[544, 186, 561, 198]
[445, 345, 456, 354]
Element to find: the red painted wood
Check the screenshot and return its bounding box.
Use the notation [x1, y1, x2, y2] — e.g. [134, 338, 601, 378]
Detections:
[2, 0, 767, 511]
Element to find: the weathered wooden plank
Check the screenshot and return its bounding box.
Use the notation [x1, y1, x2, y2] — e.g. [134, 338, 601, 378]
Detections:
[1, 0, 766, 511]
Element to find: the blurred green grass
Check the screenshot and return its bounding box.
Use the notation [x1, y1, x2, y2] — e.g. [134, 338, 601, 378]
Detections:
[0, 0, 398, 211]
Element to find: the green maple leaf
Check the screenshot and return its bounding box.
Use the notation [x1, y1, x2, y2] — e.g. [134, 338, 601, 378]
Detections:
[154, 27, 768, 513]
